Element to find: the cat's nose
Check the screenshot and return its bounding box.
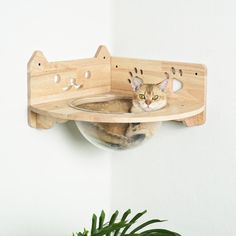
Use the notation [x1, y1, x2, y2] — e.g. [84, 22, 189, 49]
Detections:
[145, 99, 151, 106]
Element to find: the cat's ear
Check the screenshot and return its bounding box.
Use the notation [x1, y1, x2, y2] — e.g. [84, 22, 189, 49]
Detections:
[158, 79, 168, 92]
[128, 76, 143, 91]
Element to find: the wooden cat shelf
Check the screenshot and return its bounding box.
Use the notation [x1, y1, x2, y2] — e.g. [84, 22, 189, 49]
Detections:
[28, 45, 207, 129]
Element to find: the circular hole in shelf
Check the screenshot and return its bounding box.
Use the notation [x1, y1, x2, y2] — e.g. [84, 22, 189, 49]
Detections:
[116, 65, 118, 68]
[195, 72, 198, 76]
[54, 74, 61, 83]
[103, 56, 106, 59]
[38, 63, 41, 66]
[85, 71, 91, 79]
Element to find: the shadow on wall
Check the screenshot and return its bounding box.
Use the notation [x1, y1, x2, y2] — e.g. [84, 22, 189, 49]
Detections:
[109, 121, 184, 206]
[109, 119, 203, 234]
[61, 121, 102, 156]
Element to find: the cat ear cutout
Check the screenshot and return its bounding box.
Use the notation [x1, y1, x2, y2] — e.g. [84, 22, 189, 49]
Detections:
[128, 76, 143, 91]
[95, 45, 110, 60]
[27, 51, 48, 73]
[158, 79, 169, 92]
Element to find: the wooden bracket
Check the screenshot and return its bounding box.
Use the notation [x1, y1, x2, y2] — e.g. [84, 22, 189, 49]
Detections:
[28, 110, 67, 129]
[27, 51, 51, 128]
[182, 111, 206, 127]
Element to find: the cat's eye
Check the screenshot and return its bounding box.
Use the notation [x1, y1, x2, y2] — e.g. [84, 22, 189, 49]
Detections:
[152, 95, 159, 100]
[139, 94, 145, 99]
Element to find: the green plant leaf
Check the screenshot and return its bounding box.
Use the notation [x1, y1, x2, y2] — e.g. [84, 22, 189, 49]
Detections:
[122, 234, 140, 236]
[72, 232, 84, 236]
[121, 209, 132, 221]
[91, 214, 98, 234]
[83, 228, 89, 236]
[130, 219, 166, 234]
[106, 210, 119, 236]
[140, 229, 181, 236]
[99, 210, 106, 230]
[109, 210, 119, 226]
[93, 221, 128, 236]
[74, 232, 83, 236]
[114, 209, 131, 236]
[72, 210, 180, 236]
[120, 210, 147, 236]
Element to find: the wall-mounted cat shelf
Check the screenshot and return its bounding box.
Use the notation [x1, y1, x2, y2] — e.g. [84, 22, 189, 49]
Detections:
[28, 45, 207, 150]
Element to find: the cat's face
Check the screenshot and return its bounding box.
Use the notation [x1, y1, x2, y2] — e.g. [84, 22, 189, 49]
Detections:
[129, 76, 168, 111]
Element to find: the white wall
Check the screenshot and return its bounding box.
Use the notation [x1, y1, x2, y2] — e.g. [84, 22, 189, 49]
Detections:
[1, 1, 236, 236]
[110, 1, 236, 236]
[0, 1, 112, 236]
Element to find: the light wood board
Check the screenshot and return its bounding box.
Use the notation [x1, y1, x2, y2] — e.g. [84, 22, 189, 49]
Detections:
[28, 46, 207, 127]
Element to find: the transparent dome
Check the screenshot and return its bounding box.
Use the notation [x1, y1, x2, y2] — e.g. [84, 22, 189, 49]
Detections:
[75, 121, 159, 151]
[72, 96, 160, 151]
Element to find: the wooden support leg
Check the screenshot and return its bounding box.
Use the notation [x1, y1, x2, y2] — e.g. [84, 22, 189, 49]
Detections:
[28, 110, 37, 128]
[28, 110, 67, 129]
[36, 114, 55, 129]
[182, 111, 206, 127]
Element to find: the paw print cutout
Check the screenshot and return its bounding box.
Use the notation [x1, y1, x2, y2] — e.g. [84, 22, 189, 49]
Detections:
[128, 67, 144, 84]
[164, 66, 183, 93]
[164, 67, 183, 80]
[127, 67, 144, 91]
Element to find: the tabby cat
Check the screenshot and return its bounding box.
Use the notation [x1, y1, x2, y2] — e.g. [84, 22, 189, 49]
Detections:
[79, 73, 169, 150]
[125, 75, 168, 142]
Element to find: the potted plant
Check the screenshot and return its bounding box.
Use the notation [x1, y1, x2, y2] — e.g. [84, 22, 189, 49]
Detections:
[73, 210, 181, 236]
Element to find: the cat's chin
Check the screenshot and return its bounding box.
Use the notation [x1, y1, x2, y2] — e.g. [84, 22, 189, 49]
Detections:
[132, 100, 167, 112]
[141, 107, 154, 112]
[140, 103, 167, 112]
